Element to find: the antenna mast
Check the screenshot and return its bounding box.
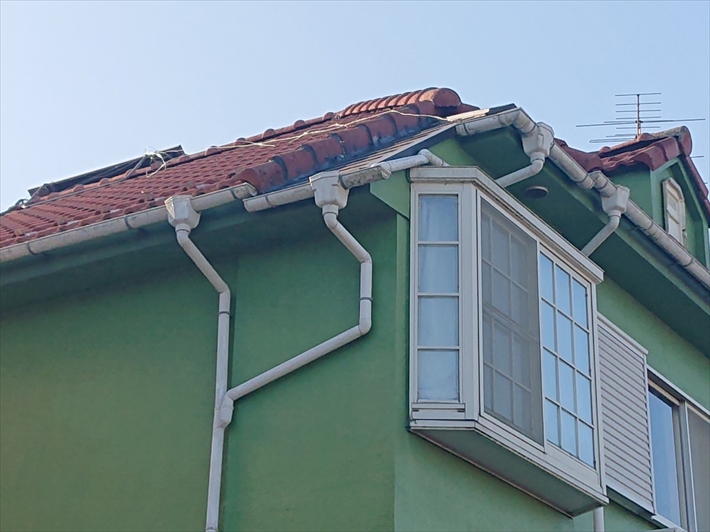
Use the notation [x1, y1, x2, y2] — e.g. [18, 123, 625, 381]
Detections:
[576, 92, 705, 144]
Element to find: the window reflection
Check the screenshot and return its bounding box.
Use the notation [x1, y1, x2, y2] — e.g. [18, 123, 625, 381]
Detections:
[648, 390, 683, 526]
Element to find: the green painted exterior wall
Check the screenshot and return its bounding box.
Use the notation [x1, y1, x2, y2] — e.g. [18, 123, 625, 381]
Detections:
[2, 130, 708, 532]
[1, 195, 402, 531]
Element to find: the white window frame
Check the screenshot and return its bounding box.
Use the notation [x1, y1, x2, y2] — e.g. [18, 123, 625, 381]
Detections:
[409, 167, 606, 501]
[662, 177, 687, 246]
[648, 368, 710, 532]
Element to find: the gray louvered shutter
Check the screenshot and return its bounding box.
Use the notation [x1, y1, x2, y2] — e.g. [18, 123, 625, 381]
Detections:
[598, 315, 655, 514]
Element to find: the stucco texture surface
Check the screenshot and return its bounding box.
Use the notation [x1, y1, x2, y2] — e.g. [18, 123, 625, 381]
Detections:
[1, 196, 401, 531]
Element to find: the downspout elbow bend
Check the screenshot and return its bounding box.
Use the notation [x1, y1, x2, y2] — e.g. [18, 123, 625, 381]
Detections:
[358, 315, 372, 335]
[322, 208, 339, 229]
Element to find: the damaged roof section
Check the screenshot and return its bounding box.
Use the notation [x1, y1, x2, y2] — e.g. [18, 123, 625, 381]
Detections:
[0, 88, 476, 249]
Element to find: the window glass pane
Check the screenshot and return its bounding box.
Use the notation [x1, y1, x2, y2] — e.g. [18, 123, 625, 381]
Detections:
[482, 314, 493, 364]
[544, 350, 558, 401]
[482, 262, 492, 306]
[559, 361, 575, 411]
[579, 422, 594, 467]
[512, 285, 530, 329]
[492, 320, 512, 375]
[576, 373, 592, 423]
[492, 270, 511, 316]
[512, 334, 532, 388]
[419, 245, 458, 293]
[418, 350, 458, 401]
[511, 237, 529, 286]
[688, 409, 710, 532]
[540, 254, 554, 302]
[484, 365, 493, 410]
[649, 390, 682, 526]
[574, 326, 590, 375]
[555, 266, 571, 315]
[491, 222, 511, 276]
[419, 195, 458, 242]
[561, 409, 577, 455]
[481, 212, 491, 259]
[542, 301, 556, 350]
[418, 297, 458, 347]
[493, 372, 513, 422]
[557, 312, 573, 363]
[572, 280, 588, 326]
[514, 385, 533, 436]
[546, 400, 559, 445]
[481, 201, 542, 444]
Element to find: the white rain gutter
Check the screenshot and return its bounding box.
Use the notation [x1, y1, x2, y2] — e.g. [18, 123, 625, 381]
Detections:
[242, 149, 445, 213]
[0, 183, 258, 264]
[164, 196, 233, 532]
[0, 148, 444, 261]
[456, 109, 555, 188]
[581, 185, 630, 256]
[456, 109, 710, 290]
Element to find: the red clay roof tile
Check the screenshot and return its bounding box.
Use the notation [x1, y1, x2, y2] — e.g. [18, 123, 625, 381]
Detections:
[558, 126, 710, 220]
[9, 88, 706, 250]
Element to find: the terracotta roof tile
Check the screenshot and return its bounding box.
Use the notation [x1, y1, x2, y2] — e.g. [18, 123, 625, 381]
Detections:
[558, 126, 710, 220]
[0, 88, 477, 249]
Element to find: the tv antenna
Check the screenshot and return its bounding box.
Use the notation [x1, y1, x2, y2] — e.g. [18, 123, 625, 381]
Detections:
[576, 93, 705, 144]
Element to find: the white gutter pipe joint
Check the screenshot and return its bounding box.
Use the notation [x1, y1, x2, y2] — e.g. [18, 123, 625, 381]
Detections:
[166, 195, 201, 234]
[310, 172, 372, 335]
[497, 122, 555, 188]
[581, 185, 630, 257]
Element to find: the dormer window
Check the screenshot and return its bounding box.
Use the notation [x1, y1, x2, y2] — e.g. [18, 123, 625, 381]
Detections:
[662, 178, 687, 246]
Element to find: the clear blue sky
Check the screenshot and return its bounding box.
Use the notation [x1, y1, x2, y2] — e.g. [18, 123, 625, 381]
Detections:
[1, 1, 708, 211]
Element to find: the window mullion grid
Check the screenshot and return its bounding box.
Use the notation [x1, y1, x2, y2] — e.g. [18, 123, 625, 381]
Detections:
[415, 191, 461, 404]
[540, 252, 595, 467]
[678, 403, 697, 531]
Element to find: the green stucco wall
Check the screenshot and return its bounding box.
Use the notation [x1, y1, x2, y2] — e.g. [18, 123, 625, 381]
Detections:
[1, 196, 402, 531]
[2, 131, 708, 532]
[597, 277, 710, 410]
[1, 268, 216, 531]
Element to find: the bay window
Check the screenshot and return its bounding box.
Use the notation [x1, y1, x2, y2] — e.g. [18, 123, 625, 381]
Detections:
[409, 167, 606, 515]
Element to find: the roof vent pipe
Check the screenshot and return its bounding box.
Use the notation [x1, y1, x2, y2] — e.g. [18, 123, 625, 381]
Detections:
[581, 186, 630, 256]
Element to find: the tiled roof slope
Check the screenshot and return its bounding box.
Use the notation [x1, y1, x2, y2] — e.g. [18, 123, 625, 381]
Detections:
[558, 127, 710, 220]
[0, 88, 477, 249]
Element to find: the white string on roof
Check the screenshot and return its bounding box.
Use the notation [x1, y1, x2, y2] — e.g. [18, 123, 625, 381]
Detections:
[16, 108, 454, 208]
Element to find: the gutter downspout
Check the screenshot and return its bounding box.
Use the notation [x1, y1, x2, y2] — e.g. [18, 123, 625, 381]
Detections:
[0, 183, 257, 264]
[593, 507, 605, 532]
[200, 172, 373, 532]
[243, 149, 446, 213]
[456, 110, 710, 290]
[581, 185, 630, 256]
[164, 196, 232, 532]
[546, 148, 710, 290]
[455, 109, 555, 188]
